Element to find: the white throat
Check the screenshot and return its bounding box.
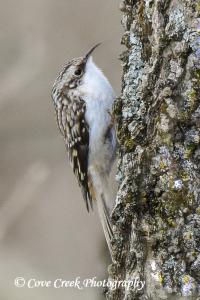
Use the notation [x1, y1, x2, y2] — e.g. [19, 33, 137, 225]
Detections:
[79, 57, 114, 100]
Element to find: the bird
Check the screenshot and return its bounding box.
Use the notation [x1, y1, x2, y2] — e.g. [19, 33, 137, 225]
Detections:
[51, 43, 116, 257]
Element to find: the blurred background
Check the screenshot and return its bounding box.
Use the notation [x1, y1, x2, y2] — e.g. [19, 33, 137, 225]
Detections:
[0, 0, 122, 299]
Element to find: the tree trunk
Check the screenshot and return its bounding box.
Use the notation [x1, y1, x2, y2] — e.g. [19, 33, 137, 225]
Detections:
[107, 1, 200, 299]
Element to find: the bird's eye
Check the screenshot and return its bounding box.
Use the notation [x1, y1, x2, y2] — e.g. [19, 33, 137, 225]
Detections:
[74, 68, 82, 76]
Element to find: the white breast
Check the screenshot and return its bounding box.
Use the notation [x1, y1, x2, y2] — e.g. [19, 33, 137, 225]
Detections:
[78, 57, 115, 168]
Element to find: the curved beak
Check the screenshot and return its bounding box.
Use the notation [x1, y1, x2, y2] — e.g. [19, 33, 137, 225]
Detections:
[84, 43, 101, 61]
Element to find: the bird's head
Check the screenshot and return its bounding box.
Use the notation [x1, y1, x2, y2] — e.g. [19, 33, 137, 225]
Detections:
[52, 43, 101, 94]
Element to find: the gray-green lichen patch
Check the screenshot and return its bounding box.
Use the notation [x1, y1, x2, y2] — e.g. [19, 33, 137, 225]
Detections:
[165, 4, 186, 39]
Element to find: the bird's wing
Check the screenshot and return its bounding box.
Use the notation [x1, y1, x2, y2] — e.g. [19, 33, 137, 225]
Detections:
[55, 94, 93, 212]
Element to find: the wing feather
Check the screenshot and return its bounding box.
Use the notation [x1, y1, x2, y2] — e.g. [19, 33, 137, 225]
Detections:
[55, 94, 93, 211]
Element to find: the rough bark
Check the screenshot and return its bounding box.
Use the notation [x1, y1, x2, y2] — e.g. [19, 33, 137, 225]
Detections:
[107, 1, 200, 299]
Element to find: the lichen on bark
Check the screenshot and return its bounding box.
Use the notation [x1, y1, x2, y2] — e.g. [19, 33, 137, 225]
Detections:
[107, 0, 200, 299]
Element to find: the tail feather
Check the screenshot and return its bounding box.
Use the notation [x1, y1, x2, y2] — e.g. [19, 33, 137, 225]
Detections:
[97, 193, 113, 254]
[88, 167, 115, 260]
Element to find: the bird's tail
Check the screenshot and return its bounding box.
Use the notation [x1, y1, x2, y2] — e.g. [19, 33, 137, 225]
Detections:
[89, 167, 115, 259]
[97, 191, 113, 255]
